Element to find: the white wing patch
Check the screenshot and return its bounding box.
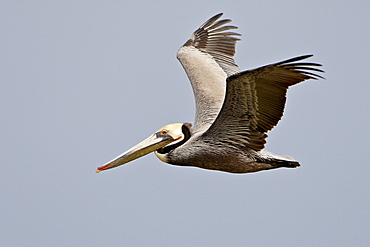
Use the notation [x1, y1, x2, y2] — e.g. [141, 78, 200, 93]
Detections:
[176, 13, 241, 133]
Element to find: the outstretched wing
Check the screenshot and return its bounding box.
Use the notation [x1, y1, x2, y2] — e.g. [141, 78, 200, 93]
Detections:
[201, 55, 324, 151]
[177, 13, 241, 133]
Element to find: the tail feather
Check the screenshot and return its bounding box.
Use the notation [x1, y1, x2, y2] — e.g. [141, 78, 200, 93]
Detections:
[273, 159, 301, 168]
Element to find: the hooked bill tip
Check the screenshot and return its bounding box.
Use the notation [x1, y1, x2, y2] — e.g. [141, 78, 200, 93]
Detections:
[95, 163, 111, 173]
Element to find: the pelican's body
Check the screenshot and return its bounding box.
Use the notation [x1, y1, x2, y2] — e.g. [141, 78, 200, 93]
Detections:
[156, 134, 298, 173]
[96, 13, 323, 174]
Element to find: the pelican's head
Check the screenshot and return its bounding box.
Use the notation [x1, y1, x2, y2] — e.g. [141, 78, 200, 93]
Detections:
[96, 123, 191, 173]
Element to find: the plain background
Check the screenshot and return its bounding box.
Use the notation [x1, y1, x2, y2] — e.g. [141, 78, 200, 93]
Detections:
[1, 1, 369, 246]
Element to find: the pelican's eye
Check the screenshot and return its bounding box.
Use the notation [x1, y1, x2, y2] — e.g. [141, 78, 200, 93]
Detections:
[161, 129, 169, 135]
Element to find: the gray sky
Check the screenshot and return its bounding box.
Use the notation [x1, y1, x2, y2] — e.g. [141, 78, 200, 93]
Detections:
[1, 1, 369, 246]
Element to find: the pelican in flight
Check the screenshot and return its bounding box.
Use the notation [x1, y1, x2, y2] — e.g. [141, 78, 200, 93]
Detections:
[96, 13, 323, 174]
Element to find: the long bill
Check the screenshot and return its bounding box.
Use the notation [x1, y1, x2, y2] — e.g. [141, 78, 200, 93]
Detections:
[96, 133, 174, 173]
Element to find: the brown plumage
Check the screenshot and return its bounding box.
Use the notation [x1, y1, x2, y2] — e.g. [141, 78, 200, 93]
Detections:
[96, 13, 324, 174]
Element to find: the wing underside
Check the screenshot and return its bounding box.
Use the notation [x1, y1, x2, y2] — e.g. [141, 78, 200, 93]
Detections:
[177, 13, 241, 133]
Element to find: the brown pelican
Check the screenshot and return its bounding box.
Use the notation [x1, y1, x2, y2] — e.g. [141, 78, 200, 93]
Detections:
[96, 13, 324, 174]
